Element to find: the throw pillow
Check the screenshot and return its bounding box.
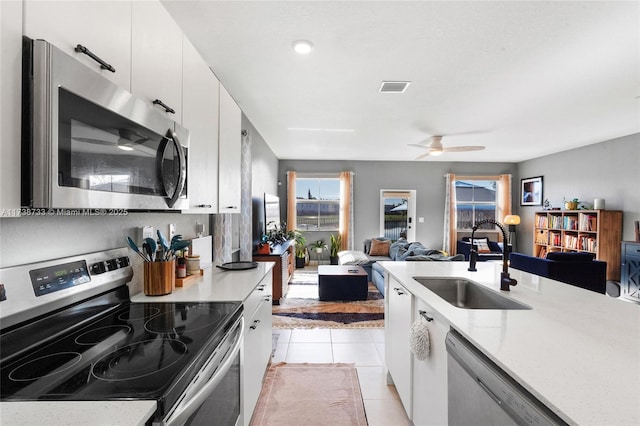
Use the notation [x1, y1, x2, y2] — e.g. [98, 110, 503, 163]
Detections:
[369, 238, 391, 256]
[471, 238, 491, 253]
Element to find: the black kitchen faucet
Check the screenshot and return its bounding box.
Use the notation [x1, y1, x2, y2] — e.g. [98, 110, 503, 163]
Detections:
[467, 219, 518, 291]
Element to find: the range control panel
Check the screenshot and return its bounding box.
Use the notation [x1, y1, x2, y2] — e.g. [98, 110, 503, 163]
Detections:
[29, 260, 91, 297]
[28, 256, 130, 297]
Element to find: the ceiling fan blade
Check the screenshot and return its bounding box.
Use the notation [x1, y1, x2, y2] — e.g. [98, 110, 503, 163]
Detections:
[442, 146, 485, 152]
[415, 151, 431, 160]
[408, 143, 430, 149]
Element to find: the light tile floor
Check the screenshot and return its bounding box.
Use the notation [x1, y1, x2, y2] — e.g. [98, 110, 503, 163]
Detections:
[272, 328, 411, 426]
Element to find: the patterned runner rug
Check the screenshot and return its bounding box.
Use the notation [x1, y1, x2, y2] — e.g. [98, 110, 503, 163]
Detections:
[250, 362, 368, 426]
[272, 268, 384, 329]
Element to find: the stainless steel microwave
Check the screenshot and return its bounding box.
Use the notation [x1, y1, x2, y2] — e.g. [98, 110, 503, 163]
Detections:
[22, 37, 189, 211]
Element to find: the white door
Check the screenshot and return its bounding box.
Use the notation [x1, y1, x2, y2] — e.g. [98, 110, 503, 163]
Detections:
[380, 190, 416, 241]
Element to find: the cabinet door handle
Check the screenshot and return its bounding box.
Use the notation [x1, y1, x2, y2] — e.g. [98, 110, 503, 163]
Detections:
[224, 206, 238, 210]
[418, 310, 434, 322]
[250, 319, 261, 330]
[153, 99, 175, 114]
[74, 44, 115, 72]
[257, 285, 265, 291]
[196, 204, 212, 208]
[263, 296, 271, 302]
[393, 287, 405, 295]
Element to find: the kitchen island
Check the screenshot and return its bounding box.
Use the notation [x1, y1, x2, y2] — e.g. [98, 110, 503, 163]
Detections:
[381, 260, 640, 425]
[0, 262, 274, 426]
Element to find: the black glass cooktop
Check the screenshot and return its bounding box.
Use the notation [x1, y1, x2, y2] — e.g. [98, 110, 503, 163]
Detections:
[0, 300, 242, 405]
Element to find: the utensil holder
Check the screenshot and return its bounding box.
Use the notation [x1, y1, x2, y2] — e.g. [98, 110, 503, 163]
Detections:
[144, 260, 175, 296]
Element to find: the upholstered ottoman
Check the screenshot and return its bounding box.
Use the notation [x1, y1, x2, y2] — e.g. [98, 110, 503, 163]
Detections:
[318, 265, 368, 301]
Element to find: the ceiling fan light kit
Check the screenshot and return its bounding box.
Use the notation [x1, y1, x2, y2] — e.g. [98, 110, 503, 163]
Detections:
[409, 135, 486, 159]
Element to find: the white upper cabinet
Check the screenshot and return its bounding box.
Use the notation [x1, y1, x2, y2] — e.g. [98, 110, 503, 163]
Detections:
[181, 36, 220, 214]
[1, 0, 22, 216]
[23, 0, 132, 90]
[218, 85, 242, 213]
[131, 1, 183, 121]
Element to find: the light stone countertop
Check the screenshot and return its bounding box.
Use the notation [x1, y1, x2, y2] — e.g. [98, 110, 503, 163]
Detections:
[130, 261, 275, 303]
[1, 262, 274, 426]
[380, 260, 640, 426]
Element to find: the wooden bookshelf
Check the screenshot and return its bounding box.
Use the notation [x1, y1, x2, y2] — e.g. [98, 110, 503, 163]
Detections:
[533, 210, 623, 281]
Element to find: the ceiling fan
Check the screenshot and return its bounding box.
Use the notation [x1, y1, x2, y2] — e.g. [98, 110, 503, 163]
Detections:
[409, 135, 485, 159]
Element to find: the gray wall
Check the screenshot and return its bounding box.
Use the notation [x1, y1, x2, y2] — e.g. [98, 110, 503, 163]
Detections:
[0, 212, 209, 268]
[516, 133, 640, 254]
[245, 115, 279, 247]
[278, 160, 517, 251]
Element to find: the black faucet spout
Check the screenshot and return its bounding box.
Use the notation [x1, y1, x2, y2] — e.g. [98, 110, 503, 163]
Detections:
[467, 219, 518, 291]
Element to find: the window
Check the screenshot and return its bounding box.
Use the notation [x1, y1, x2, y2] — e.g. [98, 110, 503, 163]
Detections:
[295, 177, 340, 231]
[455, 180, 497, 229]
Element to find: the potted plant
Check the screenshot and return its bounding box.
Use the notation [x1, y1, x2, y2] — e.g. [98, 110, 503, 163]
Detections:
[265, 221, 295, 245]
[311, 239, 325, 254]
[329, 233, 342, 265]
[563, 197, 580, 210]
[294, 231, 307, 268]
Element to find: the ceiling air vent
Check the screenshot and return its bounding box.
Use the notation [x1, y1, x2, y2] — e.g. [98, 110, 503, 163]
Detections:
[379, 81, 411, 93]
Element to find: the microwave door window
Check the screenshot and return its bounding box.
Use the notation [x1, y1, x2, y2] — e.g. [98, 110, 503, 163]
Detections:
[58, 88, 165, 196]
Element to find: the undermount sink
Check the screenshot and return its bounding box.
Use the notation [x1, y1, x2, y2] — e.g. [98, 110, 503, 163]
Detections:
[413, 277, 532, 310]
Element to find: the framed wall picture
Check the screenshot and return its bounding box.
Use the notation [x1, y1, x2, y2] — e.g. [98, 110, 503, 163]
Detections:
[520, 176, 543, 206]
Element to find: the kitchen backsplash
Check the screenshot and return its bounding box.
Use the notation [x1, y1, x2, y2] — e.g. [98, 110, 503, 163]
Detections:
[0, 212, 210, 268]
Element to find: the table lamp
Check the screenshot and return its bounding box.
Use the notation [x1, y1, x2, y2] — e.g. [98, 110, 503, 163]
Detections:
[503, 215, 521, 252]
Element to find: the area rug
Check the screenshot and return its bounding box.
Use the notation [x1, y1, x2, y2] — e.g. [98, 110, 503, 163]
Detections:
[272, 282, 384, 329]
[249, 363, 368, 426]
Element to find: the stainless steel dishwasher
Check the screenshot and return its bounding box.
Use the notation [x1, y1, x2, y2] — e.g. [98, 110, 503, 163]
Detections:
[445, 330, 568, 426]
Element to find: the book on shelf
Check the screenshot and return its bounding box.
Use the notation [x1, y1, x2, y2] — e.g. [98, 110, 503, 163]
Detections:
[536, 246, 547, 258]
[579, 214, 598, 232]
[536, 215, 548, 228]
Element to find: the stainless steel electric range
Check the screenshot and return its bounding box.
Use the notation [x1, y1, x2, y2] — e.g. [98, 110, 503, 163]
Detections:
[0, 248, 243, 426]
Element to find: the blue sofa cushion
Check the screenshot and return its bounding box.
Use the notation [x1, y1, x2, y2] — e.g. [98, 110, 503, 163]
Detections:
[546, 252, 594, 262]
[509, 253, 606, 294]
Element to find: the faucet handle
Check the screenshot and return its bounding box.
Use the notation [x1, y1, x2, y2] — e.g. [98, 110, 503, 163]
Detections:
[468, 249, 478, 272]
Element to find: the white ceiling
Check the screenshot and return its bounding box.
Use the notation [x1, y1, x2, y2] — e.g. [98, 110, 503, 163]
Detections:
[163, 1, 639, 162]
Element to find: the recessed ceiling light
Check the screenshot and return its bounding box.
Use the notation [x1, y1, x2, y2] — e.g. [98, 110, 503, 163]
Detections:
[292, 40, 313, 55]
[379, 81, 411, 93]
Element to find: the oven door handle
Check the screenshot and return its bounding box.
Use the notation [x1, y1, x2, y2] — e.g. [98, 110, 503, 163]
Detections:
[164, 318, 244, 426]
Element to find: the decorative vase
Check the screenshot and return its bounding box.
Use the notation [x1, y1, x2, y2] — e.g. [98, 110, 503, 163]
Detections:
[315, 247, 323, 254]
[330, 255, 339, 265]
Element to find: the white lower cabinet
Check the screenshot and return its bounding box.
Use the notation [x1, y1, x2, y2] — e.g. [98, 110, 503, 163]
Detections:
[242, 275, 273, 425]
[385, 276, 413, 418]
[412, 299, 450, 426]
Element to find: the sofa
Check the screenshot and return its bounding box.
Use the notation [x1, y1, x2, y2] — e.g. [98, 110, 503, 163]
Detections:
[509, 252, 606, 294]
[339, 237, 465, 296]
[456, 236, 504, 261]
